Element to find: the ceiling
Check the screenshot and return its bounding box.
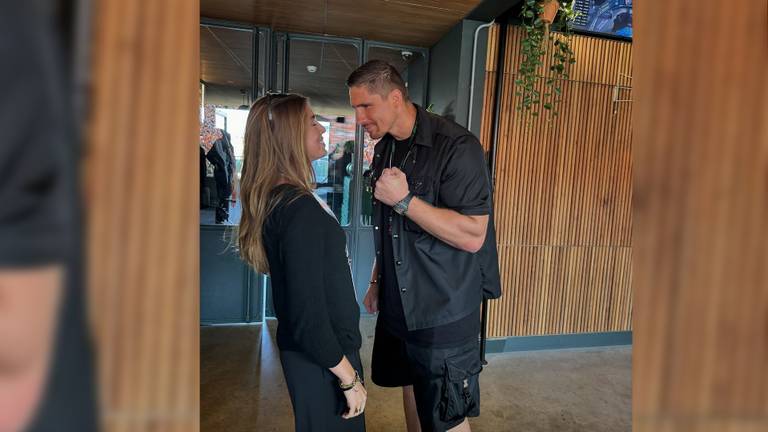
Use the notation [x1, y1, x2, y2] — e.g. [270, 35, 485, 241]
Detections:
[200, 0, 484, 47]
[201, 25, 426, 115]
[284, 41, 424, 114]
[201, 25, 254, 93]
[200, 0, 474, 114]
[285, 39, 358, 114]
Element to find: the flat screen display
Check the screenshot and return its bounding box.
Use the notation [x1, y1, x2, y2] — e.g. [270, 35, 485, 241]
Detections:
[571, 0, 633, 39]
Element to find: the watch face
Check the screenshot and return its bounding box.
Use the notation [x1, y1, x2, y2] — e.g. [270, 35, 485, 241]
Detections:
[393, 193, 412, 215]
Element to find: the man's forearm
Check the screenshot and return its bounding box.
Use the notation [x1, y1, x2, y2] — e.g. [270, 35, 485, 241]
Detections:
[0, 355, 48, 432]
[0, 266, 63, 431]
[405, 198, 488, 253]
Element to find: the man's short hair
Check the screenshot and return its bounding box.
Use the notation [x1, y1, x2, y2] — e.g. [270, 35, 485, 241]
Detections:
[346, 60, 409, 101]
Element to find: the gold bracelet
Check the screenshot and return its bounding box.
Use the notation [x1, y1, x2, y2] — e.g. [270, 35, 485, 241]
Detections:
[339, 370, 360, 391]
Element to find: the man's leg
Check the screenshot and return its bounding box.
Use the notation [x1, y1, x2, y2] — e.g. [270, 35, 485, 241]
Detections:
[370, 322, 418, 430]
[402, 385, 421, 432]
[406, 338, 482, 432]
[447, 418, 471, 432]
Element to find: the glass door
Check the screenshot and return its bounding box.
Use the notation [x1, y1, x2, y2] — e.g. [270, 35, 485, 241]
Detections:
[285, 36, 362, 226]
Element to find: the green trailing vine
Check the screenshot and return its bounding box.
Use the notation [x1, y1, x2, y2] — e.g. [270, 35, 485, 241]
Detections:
[515, 0, 577, 119]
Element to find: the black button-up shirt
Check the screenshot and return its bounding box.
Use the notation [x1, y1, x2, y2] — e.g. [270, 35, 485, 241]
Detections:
[371, 104, 502, 331]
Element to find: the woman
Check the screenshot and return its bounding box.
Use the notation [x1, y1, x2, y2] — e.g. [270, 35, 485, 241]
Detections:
[238, 93, 367, 431]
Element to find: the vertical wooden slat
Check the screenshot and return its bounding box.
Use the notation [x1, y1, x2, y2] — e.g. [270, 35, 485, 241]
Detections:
[86, 0, 199, 430]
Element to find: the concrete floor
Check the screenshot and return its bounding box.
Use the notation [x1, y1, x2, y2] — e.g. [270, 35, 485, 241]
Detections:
[201, 318, 631, 431]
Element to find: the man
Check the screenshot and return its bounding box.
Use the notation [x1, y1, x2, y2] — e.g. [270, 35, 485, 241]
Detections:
[0, 2, 97, 431]
[347, 60, 501, 432]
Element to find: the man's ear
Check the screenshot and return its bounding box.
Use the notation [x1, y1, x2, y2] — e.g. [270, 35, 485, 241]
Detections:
[388, 88, 403, 107]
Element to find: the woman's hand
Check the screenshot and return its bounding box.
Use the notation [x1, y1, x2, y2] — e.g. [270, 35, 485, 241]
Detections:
[330, 357, 367, 419]
[341, 380, 367, 419]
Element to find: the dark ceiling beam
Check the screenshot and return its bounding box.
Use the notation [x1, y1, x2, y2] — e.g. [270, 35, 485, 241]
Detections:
[465, 0, 523, 22]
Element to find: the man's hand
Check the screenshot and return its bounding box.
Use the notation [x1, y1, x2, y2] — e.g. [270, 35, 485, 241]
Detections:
[374, 168, 409, 206]
[363, 282, 379, 314]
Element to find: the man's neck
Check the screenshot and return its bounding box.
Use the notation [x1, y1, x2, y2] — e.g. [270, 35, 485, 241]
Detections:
[390, 103, 417, 141]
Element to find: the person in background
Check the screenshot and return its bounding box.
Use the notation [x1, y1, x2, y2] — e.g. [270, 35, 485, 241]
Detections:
[203, 129, 237, 223]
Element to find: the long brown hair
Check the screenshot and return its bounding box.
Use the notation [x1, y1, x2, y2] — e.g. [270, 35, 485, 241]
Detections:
[238, 93, 315, 273]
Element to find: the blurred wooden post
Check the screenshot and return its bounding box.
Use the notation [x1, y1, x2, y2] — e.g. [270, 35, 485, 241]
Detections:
[633, 1, 768, 430]
[85, 0, 199, 430]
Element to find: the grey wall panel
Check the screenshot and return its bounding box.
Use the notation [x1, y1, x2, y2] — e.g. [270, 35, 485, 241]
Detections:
[427, 19, 490, 132]
[406, 55, 428, 107]
[200, 227, 248, 323]
[354, 227, 376, 315]
[248, 270, 265, 322]
[427, 21, 462, 122]
[454, 19, 478, 127]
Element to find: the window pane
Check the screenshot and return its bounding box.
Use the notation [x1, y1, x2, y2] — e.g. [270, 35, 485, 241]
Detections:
[200, 25, 253, 226]
[288, 39, 358, 226]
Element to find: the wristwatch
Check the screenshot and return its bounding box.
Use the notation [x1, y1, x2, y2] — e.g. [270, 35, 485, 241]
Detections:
[393, 192, 414, 216]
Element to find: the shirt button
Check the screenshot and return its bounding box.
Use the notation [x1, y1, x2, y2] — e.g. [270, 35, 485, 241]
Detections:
[374, 226, 379, 230]
[396, 260, 402, 266]
[393, 234, 399, 239]
[376, 251, 381, 255]
[401, 287, 407, 293]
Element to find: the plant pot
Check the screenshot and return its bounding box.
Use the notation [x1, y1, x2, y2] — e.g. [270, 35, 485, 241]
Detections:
[540, 0, 560, 24]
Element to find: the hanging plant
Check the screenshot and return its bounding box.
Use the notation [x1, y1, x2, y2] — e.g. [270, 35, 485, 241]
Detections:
[515, 0, 578, 118]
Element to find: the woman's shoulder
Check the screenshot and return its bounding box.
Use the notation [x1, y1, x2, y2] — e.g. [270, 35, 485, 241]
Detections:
[270, 185, 322, 220]
[270, 183, 304, 201]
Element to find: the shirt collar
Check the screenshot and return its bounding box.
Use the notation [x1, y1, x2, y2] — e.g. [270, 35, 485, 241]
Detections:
[412, 103, 433, 148]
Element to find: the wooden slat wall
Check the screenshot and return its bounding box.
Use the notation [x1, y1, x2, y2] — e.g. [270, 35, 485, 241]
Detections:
[633, 1, 768, 430]
[85, 0, 199, 430]
[479, 25, 633, 338]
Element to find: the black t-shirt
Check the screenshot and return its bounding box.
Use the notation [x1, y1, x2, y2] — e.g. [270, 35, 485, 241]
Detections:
[1, 3, 97, 431]
[378, 137, 480, 347]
